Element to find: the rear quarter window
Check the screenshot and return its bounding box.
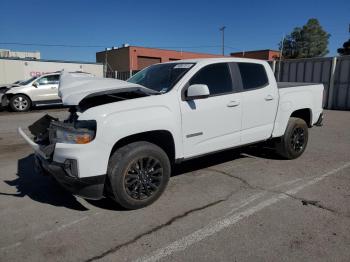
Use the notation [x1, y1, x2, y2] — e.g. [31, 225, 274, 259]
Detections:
[238, 63, 268, 90]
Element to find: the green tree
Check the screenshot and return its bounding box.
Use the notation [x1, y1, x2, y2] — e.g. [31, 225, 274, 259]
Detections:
[280, 18, 330, 59]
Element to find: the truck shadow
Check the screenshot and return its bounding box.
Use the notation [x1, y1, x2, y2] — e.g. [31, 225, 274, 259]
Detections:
[173, 148, 243, 176]
[173, 144, 282, 176]
[3, 145, 281, 212]
[1, 154, 88, 211]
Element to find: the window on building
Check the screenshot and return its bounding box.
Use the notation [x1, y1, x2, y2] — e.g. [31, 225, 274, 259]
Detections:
[189, 63, 232, 95]
[238, 63, 268, 90]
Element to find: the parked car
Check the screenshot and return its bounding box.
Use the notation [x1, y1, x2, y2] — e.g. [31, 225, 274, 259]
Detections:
[19, 58, 324, 209]
[0, 80, 24, 107]
[1, 72, 61, 112]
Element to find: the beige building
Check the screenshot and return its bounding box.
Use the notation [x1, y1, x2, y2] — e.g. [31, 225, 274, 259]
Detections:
[0, 58, 104, 85]
[0, 49, 41, 60]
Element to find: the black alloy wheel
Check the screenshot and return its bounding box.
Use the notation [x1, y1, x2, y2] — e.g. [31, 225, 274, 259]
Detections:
[275, 117, 309, 159]
[290, 127, 306, 153]
[124, 156, 163, 200]
[107, 141, 170, 209]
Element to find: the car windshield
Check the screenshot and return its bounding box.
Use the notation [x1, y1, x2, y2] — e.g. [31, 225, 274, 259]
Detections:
[20, 76, 38, 85]
[127, 63, 195, 93]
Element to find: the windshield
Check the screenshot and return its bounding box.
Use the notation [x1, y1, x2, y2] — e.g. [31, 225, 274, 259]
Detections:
[20, 76, 38, 85]
[127, 63, 195, 93]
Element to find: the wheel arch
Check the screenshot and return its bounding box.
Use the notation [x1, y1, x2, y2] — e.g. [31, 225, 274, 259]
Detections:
[290, 108, 312, 127]
[6, 93, 33, 103]
[6, 93, 32, 111]
[109, 130, 176, 163]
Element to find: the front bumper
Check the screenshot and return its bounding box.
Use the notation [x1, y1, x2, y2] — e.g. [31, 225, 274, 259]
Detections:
[35, 154, 106, 199]
[0, 93, 9, 107]
[18, 127, 106, 200]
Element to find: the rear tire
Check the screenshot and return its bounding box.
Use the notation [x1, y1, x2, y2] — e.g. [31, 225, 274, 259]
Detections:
[275, 117, 309, 159]
[10, 94, 31, 112]
[107, 141, 171, 210]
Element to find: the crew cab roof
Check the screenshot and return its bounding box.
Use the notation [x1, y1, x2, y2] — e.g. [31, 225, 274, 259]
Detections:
[162, 57, 268, 65]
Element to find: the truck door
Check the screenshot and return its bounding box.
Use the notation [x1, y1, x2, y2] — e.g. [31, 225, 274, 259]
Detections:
[237, 62, 279, 144]
[180, 63, 242, 158]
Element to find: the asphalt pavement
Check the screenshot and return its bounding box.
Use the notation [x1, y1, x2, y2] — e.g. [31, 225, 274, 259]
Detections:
[0, 108, 349, 262]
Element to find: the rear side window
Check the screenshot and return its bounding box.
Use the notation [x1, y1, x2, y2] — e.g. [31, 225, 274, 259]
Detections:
[238, 63, 268, 90]
[189, 63, 232, 95]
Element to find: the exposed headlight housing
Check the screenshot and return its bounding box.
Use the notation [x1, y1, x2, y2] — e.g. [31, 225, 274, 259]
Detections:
[50, 120, 96, 144]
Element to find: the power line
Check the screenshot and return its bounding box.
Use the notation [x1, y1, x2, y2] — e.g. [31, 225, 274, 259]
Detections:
[0, 42, 241, 50]
[0, 42, 106, 48]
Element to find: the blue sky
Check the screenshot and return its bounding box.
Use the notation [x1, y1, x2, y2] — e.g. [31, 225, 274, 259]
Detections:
[0, 0, 349, 62]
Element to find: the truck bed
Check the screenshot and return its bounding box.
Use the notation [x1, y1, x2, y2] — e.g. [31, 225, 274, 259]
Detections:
[277, 82, 321, 89]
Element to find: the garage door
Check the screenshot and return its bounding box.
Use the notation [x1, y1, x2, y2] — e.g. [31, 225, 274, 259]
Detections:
[137, 56, 161, 69]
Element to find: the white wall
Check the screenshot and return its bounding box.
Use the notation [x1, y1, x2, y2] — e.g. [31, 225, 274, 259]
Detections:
[0, 59, 104, 85]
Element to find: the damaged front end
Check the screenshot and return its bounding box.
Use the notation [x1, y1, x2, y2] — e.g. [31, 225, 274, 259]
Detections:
[19, 111, 105, 200]
[18, 71, 156, 200]
[28, 111, 97, 159]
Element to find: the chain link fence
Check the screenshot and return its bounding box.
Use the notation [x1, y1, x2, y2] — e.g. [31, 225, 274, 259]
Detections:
[105, 70, 139, 81]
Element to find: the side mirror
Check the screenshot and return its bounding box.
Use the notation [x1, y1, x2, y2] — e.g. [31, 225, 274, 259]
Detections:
[33, 82, 38, 88]
[186, 84, 210, 100]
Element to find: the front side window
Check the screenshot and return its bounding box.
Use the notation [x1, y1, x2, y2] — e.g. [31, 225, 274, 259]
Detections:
[37, 75, 60, 86]
[189, 63, 233, 95]
[128, 63, 194, 93]
[238, 63, 268, 90]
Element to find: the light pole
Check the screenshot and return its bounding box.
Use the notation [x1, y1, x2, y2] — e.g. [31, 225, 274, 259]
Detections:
[220, 26, 226, 56]
[277, 35, 285, 82]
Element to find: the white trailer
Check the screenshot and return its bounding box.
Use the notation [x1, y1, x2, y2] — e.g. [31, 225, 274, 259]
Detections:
[0, 58, 103, 85]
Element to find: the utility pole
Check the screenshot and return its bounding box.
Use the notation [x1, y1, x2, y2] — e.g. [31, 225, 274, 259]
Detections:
[104, 48, 108, 78]
[277, 35, 285, 82]
[220, 26, 226, 56]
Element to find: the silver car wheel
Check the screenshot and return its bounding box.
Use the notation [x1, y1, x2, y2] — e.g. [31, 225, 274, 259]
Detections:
[13, 96, 29, 111]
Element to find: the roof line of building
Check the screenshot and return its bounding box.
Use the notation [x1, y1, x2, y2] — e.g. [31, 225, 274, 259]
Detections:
[96, 45, 227, 57]
[230, 49, 279, 54]
[0, 57, 102, 65]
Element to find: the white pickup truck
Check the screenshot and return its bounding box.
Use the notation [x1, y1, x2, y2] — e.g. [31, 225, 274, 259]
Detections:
[19, 58, 324, 209]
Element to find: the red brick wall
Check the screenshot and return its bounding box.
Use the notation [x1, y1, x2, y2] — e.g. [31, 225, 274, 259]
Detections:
[129, 46, 225, 70]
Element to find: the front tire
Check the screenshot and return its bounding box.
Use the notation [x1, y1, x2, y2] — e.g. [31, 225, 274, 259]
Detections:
[10, 94, 31, 112]
[275, 117, 309, 159]
[107, 141, 171, 210]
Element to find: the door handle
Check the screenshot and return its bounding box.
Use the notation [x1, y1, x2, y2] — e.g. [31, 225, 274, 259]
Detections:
[51, 86, 56, 89]
[227, 101, 240, 107]
[265, 95, 274, 101]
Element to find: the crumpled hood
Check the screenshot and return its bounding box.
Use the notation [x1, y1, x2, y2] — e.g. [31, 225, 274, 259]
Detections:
[0, 84, 21, 91]
[59, 71, 147, 105]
